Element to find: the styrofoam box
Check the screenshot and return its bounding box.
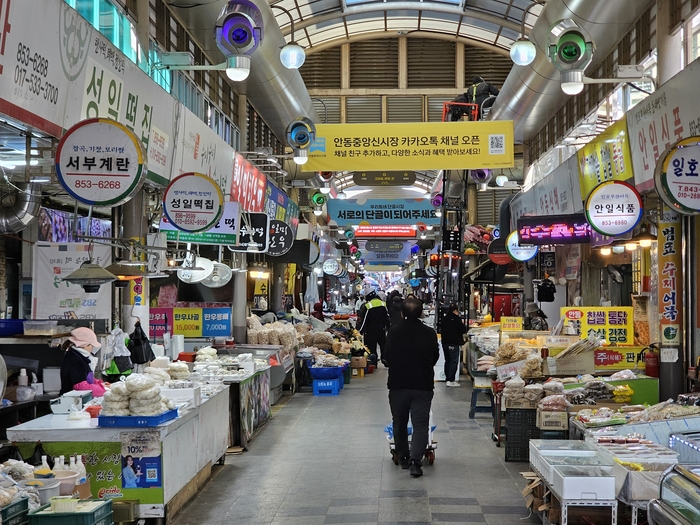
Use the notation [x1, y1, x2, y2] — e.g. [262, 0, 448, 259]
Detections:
[552, 465, 616, 500]
[533, 455, 614, 486]
[529, 440, 597, 482]
[159, 386, 201, 407]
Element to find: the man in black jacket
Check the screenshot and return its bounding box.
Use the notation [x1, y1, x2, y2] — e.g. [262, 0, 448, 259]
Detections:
[440, 303, 467, 387]
[358, 290, 390, 366]
[385, 297, 440, 477]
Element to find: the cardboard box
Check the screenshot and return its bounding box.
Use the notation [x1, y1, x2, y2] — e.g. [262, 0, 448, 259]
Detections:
[496, 360, 526, 381]
[537, 409, 569, 430]
[351, 356, 367, 368]
[543, 352, 594, 376]
[504, 398, 539, 410]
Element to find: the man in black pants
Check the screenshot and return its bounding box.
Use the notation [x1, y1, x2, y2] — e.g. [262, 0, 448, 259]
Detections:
[385, 297, 440, 477]
[358, 290, 390, 366]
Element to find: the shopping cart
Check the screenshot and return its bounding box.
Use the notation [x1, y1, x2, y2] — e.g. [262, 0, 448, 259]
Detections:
[385, 413, 438, 465]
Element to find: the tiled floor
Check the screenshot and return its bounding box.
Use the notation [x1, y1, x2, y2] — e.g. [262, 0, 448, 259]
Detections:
[172, 368, 540, 525]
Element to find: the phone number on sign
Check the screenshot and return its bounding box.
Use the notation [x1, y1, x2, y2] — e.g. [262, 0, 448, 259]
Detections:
[173, 213, 210, 226]
[73, 180, 121, 189]
[600, 219, 630, 226]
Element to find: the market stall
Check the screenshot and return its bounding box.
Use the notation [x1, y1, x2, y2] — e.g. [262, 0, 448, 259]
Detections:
[6, 384, 229, 521]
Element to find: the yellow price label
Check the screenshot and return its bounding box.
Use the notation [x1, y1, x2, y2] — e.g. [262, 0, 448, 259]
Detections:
[172, 308, 203, 337]
[501, 316, 523, 331]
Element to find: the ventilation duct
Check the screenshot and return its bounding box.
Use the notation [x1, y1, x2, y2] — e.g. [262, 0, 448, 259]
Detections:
[498, 194, 515, 239]
[488, 0, 654, 142]
[0, 183, 41, 234]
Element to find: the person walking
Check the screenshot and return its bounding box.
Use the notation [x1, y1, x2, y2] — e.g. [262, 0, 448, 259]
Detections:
[384, 297, 440, 477]
[440, 303, 467, 387]
[358, 290, 390, 366]
[388, 291, 404, 327]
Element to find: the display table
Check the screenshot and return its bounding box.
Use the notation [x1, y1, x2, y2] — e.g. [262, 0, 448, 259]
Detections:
[224, 368, 271, 449]
[7, 386, 230, 521]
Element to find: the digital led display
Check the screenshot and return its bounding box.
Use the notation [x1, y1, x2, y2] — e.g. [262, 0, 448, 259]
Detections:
[517, 213, 591, 245]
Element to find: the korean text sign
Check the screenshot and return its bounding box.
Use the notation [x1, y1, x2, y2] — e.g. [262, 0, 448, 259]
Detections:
[328, 199, 439, 227]
[560, 306, 634, 346]
[303, 121, 514, 172]
[585, 180, 643, 236]
[159, 201, 240, 245]
[658, 208, 682, 348]
[158, 307, 231, 338]
[655, 138, 700, 214]
[163, 173, 224, 233]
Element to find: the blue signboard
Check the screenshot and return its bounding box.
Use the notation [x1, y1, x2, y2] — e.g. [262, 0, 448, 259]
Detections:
[202, 308, 232, 337]
[327, 199, 439, 226]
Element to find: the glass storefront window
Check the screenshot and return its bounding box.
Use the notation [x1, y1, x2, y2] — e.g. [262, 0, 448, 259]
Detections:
[690, 11, 700, 63]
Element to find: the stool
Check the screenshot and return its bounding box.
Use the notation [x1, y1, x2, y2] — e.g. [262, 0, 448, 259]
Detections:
[313, 378, 340, 396]
[469, 377, 494, 419]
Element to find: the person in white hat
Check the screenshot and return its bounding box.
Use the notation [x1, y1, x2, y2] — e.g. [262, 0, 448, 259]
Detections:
[524, 303, 548, 331]
[60, 327, 107, 396]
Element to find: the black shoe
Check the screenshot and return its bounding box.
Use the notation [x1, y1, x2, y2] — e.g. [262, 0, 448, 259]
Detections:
[409, 460, 423, 478]
[381, 359, 389, 368]
[399, 456, 410, 469]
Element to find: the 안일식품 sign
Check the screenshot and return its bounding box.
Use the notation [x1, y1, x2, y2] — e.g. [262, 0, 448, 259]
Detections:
[585, 180, 643, 236]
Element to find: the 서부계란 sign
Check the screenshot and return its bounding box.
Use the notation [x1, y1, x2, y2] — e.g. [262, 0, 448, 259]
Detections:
[55, 118, 146, 206]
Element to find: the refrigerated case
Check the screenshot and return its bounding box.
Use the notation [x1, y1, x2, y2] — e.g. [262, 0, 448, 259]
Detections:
[648, 465, 700, 525]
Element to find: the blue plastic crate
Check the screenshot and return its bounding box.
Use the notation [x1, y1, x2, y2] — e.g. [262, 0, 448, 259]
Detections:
[309, 366, 344, 380]
[313, 378, 340, 396]
[98, 408, 178, 427]
[0, 319, 24, 336]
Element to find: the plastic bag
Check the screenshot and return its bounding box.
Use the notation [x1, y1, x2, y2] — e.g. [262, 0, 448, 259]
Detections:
[24, 442, 54, 468]
[127, 322, 156, 365]
[538, 394, 570, 411]
[0, 444, 24, 463]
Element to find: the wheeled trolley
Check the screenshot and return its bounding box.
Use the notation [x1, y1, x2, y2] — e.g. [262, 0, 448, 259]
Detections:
[389, 437, 437, 465]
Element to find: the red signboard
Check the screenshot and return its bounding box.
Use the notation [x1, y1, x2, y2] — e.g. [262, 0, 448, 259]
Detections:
[355, 226, 416, 238]
[230, 152, 267, 212]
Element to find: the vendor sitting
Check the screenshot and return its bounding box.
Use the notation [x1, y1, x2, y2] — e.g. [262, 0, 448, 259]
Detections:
[60, 327, 107, 396]
[524, 303, 548, 331]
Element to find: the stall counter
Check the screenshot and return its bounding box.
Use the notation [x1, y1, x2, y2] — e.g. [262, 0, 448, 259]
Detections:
[7, 385, 230, 521]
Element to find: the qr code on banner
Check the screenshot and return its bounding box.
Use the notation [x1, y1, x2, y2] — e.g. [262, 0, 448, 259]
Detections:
[146, 468, 158, 481]
[489, 134, 505, 155]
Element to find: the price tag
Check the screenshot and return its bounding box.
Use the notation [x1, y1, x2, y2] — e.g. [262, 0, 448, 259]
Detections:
[55, 118, 146, 206]
[267, 220, 294, 256]
[660, 347, 679, 363]
[585, 180, 642, 235]
[163, 173, 224, 233]
[172, 308, 203, 337]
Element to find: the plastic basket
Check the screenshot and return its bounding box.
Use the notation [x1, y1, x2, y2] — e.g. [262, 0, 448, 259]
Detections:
[505, 408, 537, 428]
[505, 442, 530, 462]
[98, 408, 178, 427]
[0, 319, 24, 336]
[1, 497, 29, 525]
[308, 367, 344, 380]
[506, 426, 541, 444]
[29, 500, 111, 525]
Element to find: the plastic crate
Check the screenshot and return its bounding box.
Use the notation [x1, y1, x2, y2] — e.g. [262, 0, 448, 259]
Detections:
[0, 319, 24, 336]
[111, 500, 138, 522]
[506, 426, 541, 444]
[2, 497, 29, 525]
[29, 500, 111, 525]
[505, 442, 530, 462]
[98, 408, 178, 427]
[343, 366, 351, 384]
[505, 408, 537, 428]
[313, 378, 340, 396]
[308, 367, 344, 380]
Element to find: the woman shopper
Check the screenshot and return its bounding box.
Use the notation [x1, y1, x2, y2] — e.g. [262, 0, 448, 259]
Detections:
[440, 303, 467, 387]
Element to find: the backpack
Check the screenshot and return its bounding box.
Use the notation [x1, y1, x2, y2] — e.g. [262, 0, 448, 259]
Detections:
[537, 279, 556, 302]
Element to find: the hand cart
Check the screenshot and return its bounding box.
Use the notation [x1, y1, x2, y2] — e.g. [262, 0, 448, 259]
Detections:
[385, 413, 437, 465]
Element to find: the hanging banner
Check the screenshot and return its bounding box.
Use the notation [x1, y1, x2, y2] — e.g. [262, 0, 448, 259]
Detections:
[532, 156, 581, 216]
[362, 242, 412, 263]
[159, 201, 240, 245]
[585, 180, 643, 236]
[658, 207, 683, 348]
[32, 243, 112, 320]
[577, 118, 635, 200]
[303, 121, 514, 172]
[55, 118, 146, 206]
[163, 173, 225, 233]
[654, 137, 700, 215]
[328, 199, 438, 227]
[230, 153, 267, 212]
[355, 226, 417, 238]
[560, 306, 634, 346]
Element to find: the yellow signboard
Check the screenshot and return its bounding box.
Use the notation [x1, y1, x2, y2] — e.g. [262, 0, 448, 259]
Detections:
[302, 121, 515, 172]
[173, 307, 203, 337]
[501, 316, 523, 331]
[577, 117, 634, 200]
[560, 306, 634, 346]
[254, 279, 269, 295]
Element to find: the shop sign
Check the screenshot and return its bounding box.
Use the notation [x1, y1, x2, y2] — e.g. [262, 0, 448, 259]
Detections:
[505, 231, 538, 262]
[487, 238, 512, 265]
[322, 259, 340, 276]
[658, 208, 683, 352]
[303, 121, 514, 172]
[174, 111, 231, 190]
[560, 306, 634, 346]
[353, 171, 416, 186]
[501, 316, 522, 331]
[585, 180, 643, 236]
[365, 241, 404, 251]
[159, 201, 240, 245]
[230, 152, 267, 212]
[532, 157, 579, 216]
[577, 118, 634, 200]
[518, 214, 591, 245]
[163, 173, 224, 233]
[149, 308, 171, 340]
[654, 137, 700, 214]
[229, 212, 270, 253]
[32, 243, 112, 321]
[594, 348, 642, 371]
[55, 119, 146, 206]
[173, 307, 202, 337]
[267, 220, 294, 256]
[328, 199, 438, 227]
[120, 431, 162, 489]
[355, 226, 417, 238]
[363, 242, 412, 263]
